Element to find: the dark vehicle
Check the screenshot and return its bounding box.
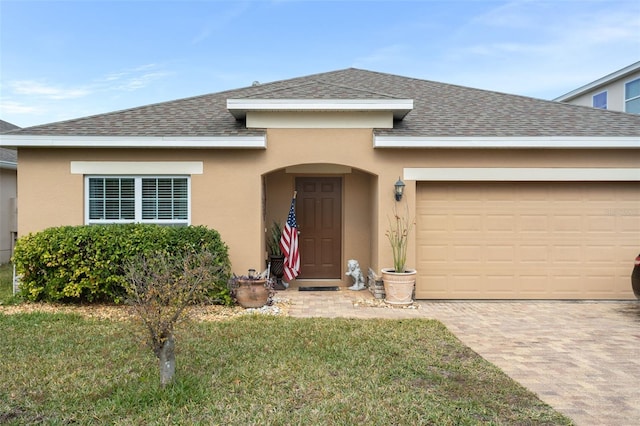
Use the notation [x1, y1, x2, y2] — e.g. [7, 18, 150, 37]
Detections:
[632, 254, 640, 299]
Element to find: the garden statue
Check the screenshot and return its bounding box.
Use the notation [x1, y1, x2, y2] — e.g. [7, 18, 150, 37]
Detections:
[346, 259, 366, 291]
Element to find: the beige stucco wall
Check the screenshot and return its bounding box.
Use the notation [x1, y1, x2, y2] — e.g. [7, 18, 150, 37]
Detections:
[15, 132, 640, 282]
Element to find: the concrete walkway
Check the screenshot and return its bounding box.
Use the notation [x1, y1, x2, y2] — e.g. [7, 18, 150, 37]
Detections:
[280, 288, 640, 426]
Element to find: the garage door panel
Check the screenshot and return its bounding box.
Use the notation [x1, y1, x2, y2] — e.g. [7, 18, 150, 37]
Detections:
[452, 215, 483, 231]
[552, 245, 581, 262]
[519, 215, 549, 232]
[421, 214, 449, 231]
[521, 245, 550, 262]
[587, 215, 616, 232]
[553, 215, 583, 232]
[486, 245, 516, 262]
[619, 215, 640, 232]
[453, 245, 484, 262]
[417, 182, 638, 300]
[420, 244, 449, 261]
[486, 214, 516, 231]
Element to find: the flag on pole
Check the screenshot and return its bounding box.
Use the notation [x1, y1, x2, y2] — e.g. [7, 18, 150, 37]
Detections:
[279, 193, 300, 281]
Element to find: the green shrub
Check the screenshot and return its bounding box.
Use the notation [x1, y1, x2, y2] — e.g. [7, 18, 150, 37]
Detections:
[12, 224, 232, 304]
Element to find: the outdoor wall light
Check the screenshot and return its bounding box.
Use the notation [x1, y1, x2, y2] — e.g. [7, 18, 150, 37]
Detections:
[394, 177, 405, 201]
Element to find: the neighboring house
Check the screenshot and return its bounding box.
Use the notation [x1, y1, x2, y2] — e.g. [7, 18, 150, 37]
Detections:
[0, 120, 19, 264]
[1, 68, 639, 299]
[554, 61, 640, 113]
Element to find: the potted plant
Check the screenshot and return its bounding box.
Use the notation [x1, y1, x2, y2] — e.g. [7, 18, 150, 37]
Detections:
[267, 221, 286, 290]
[229, 270, 274, 308]
[381, 204, 416, 305]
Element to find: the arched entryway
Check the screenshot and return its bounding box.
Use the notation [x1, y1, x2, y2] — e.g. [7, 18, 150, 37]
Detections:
[263, 164, 377, 287]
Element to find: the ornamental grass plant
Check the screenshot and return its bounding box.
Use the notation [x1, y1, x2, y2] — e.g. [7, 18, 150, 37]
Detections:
[386, 203, 415, 272]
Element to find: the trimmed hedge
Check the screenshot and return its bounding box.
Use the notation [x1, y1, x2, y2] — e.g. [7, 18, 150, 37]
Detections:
[12, 224, 232, 304]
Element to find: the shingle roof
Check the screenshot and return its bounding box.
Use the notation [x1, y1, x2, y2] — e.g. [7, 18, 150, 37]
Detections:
[0, 148, 16, 164]
[0, 119, 20, 133]
[8, 68, 640, 138]
[0, 120, 19, 164]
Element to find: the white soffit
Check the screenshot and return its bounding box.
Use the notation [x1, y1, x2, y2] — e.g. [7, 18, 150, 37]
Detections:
[227, 98, 414, 120]
[404, 168, 640, 181]
[0, 135, 266, 149]
[374, 136, 640, 149]
[71, 161, 204, 175]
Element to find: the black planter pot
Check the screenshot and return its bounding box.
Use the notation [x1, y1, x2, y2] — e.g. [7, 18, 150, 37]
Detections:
[269, 255, 286, 290]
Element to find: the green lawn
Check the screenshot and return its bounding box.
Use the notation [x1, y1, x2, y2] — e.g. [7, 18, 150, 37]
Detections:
[0, 263, 14, 303]
[0, 310, 573, 425]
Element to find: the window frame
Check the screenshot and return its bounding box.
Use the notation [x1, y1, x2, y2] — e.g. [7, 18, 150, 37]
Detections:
[85, 175, 191, 225]
[624, 77, 640, 113]
[592, 90, 607, 110]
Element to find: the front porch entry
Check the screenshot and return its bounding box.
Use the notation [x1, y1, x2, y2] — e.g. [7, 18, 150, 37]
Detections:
[296, 177, 342, 279]
[263, 166, 374, 288]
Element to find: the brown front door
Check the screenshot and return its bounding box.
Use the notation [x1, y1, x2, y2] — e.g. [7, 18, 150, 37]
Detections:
[296, 177, 342, 279]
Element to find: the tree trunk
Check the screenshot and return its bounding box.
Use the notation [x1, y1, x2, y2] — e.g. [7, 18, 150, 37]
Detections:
[158, 334, 176, 387]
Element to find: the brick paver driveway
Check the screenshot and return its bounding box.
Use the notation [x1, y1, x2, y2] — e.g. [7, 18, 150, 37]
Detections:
[423, 301, 640, 426]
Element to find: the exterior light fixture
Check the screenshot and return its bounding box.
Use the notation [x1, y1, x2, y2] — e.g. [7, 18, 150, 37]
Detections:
[394, 177, 405, 201]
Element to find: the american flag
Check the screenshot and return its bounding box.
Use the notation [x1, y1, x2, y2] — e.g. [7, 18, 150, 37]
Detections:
[279, 195, 300, 281]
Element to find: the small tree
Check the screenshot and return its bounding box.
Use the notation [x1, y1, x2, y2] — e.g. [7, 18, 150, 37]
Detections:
[124, 250, 226, 387]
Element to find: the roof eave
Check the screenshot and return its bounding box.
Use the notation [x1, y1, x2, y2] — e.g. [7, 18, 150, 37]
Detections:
[374, 136, 640, 149]
[227, 98, 414, 120]
[0, 135, 267, 149]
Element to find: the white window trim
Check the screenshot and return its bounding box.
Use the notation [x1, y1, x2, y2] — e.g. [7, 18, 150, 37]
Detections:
[592, 90, 607, 109]
[71, 161, 203, 175]
[84, 175, 191, 225]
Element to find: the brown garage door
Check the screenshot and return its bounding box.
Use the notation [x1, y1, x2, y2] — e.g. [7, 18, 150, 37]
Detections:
[416, 182, 639, 299]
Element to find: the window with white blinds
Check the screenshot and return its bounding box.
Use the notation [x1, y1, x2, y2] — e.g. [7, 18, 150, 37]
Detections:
[86, 176, 190, 225]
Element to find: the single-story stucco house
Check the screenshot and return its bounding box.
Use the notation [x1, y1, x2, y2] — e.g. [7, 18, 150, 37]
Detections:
[1, 68, 639, 299]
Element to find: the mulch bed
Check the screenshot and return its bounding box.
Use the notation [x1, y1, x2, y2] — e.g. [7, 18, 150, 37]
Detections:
[0, 296, 291, 321]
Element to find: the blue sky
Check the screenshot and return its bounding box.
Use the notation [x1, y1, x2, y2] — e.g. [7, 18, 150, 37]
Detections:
[1, 0, 639, 128]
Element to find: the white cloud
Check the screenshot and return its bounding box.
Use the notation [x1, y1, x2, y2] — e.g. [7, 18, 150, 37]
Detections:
[2, 63, 173, 127]
[10, 80, 91, 100]
[97, 64, 171, 91]
[0, 100, 41, 115]
[114, 71, 171, 91]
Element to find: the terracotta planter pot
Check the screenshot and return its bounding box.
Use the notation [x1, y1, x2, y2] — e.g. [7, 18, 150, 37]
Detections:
[235, 279, 269, 308]
[381, 268, 416, 305]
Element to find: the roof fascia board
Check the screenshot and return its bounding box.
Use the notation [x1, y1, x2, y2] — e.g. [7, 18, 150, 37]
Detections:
[0, 135, 266, 149]
[374, 136, 640, 149]
[404, 167, 640, 181]
[227, 98, 414, 119]
[554, 61, 640, 102]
